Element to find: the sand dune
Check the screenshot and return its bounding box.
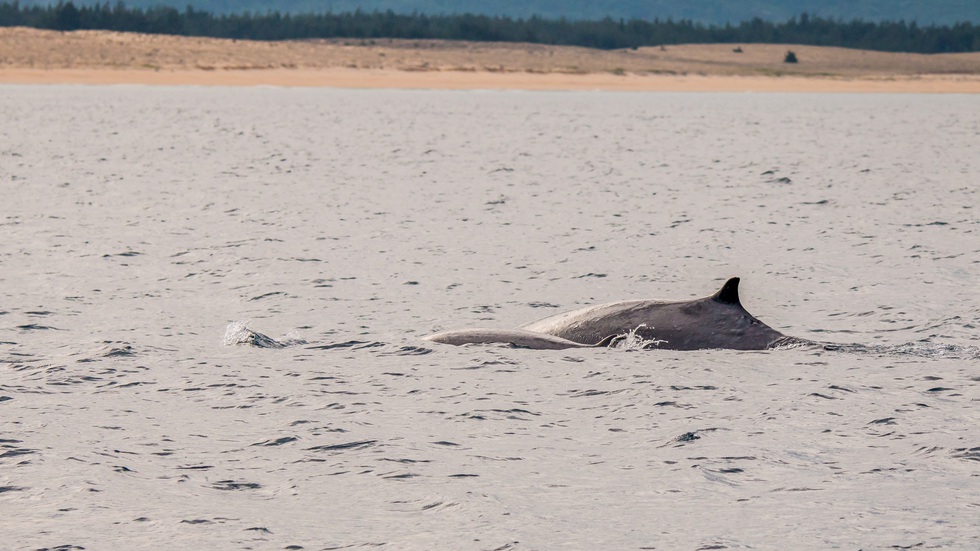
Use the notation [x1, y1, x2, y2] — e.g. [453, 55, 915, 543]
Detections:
[2, 26, 979, 91]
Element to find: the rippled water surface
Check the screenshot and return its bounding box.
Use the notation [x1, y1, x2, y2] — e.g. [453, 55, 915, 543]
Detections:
[1, 86, 978, 550]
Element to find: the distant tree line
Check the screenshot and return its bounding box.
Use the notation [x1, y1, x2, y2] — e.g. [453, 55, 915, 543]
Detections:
[1, 1, 978, 53]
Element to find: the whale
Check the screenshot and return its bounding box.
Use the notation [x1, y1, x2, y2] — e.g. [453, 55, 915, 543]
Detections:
[423, 328, 621, 350]
[424, 277, 800, 351]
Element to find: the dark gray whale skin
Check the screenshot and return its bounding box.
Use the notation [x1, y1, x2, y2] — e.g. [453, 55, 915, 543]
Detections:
[520, 277, 788, 350]
[425, 278, 797, 351]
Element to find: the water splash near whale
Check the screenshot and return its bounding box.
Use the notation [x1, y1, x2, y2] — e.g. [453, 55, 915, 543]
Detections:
[223, 321, 307, 348]
[607, 324, 666, 350]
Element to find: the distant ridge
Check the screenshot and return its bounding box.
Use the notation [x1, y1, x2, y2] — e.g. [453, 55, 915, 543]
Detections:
[11, 0, 980, 26]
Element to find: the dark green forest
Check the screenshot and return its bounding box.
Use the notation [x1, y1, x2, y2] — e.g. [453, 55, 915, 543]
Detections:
[2, 1, 978, 53]
[10, 0, 980, 26]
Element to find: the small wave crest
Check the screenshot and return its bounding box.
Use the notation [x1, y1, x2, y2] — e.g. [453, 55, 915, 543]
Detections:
[768, 336, 816, 350]
[223, 321, 307, 349]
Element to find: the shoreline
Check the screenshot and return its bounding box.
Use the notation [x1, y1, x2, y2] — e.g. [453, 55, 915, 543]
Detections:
[3, 68, 980, 93]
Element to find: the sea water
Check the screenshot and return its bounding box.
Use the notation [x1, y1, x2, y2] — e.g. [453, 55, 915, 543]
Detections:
[1, 85, 978, 549]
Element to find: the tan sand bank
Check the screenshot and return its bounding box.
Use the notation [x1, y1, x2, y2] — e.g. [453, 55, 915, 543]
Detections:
[2, 27, 979, 92]
[4, 67, 980, 93]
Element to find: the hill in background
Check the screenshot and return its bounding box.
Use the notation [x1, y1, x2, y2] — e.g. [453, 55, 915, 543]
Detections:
[13, 0, 980, 26]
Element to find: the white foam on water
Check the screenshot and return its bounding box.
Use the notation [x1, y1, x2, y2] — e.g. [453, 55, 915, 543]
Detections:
[223, 321, 306, 348]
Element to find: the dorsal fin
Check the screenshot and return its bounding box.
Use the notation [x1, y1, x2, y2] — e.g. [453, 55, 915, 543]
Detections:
[710, 277, 741, 305]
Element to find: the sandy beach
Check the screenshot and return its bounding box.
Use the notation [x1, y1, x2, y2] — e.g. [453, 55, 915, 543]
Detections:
[2, 27, 979, 92]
